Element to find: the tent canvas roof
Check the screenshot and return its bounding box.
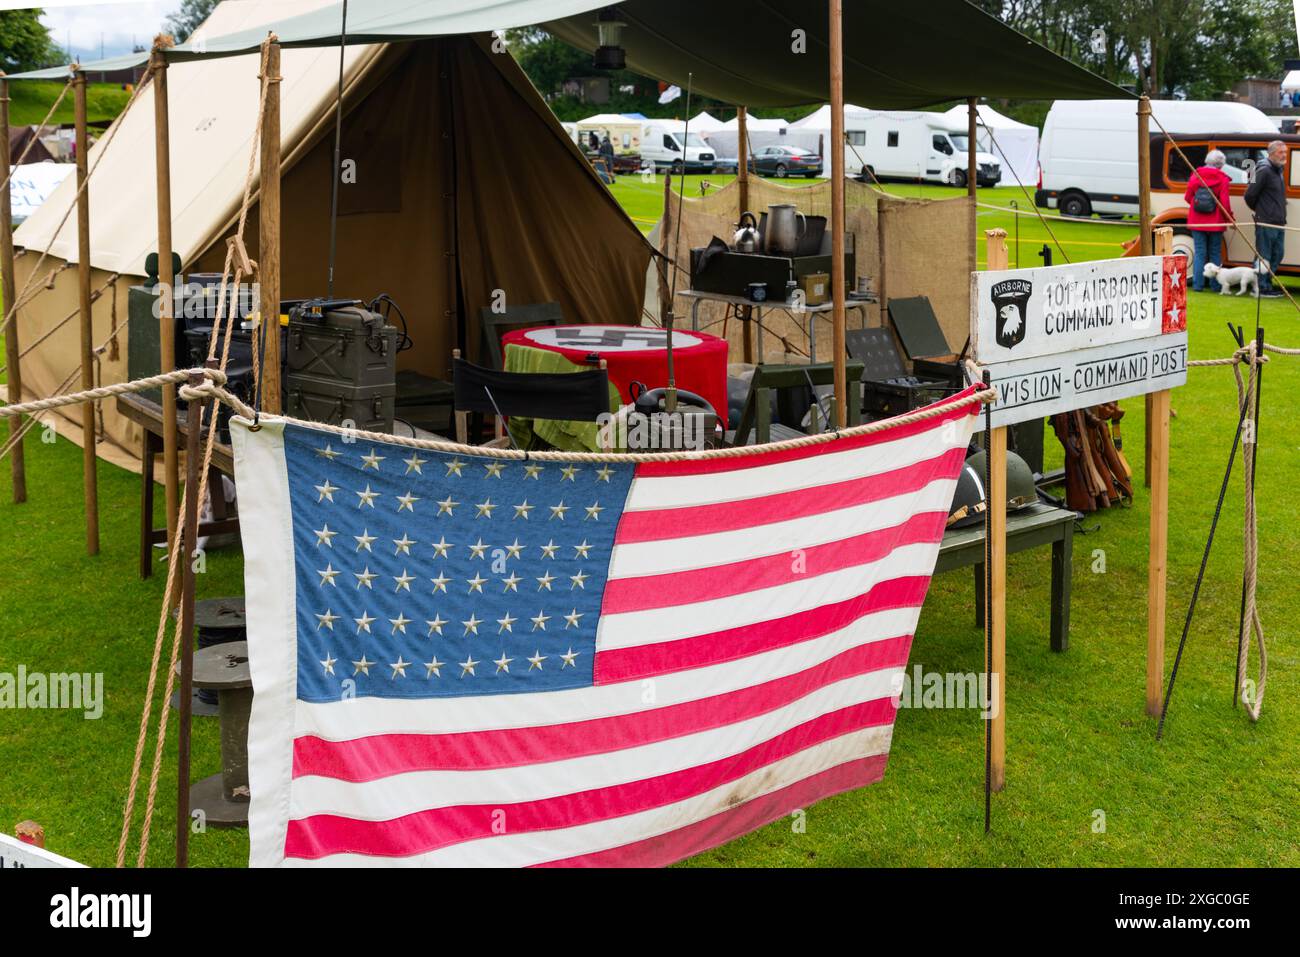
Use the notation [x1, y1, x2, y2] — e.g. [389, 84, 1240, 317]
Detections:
[940, 103, 1034, 130]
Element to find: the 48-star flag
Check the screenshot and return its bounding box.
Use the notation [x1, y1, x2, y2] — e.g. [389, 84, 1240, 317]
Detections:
[234, 386, 981, 867]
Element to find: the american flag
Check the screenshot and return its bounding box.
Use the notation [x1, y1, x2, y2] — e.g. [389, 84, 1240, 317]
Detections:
[233, 387, 980, 867]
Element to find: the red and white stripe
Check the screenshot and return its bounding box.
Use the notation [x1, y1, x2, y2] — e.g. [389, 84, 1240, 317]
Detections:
[240, 392, 979, 867]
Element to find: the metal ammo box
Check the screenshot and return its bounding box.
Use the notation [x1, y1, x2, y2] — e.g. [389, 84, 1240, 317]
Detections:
[284, 299, 398, 432]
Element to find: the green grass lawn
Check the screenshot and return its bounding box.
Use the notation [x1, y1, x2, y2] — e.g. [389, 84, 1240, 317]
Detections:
[2, 183, 1298, 868]
[8, 79, 133, 127]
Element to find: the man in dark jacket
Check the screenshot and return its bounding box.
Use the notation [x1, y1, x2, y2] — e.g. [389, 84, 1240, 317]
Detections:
[1244, 140, 1288, 296]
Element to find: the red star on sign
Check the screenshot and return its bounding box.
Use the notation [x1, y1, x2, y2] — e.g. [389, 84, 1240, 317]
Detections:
[1162, 254, 1188, 333]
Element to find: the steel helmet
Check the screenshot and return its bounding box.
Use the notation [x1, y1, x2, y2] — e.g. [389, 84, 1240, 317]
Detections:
[947, 450, 1038, 528]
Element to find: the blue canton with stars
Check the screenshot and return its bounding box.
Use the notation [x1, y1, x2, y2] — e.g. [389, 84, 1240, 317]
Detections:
[283, 424, 636, 702]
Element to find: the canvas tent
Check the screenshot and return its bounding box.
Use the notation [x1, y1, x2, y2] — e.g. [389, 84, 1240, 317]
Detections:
[11, 0, 652, 465]
[941, 103, 1039, 187]
[573, 112, 643, 153]
[689, 111, 726, 132]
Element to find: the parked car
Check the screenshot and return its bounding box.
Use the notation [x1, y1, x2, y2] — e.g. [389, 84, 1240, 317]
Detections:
[750, 145, 823, 178]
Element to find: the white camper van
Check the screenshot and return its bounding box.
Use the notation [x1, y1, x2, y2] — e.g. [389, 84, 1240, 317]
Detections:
[640, 120, 717, 172]
[1036, 99, 1278, 218]
[840, 111, 1002, 187]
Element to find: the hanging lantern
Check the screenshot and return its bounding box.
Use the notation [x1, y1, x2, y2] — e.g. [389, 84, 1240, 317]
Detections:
[593, 8, 627, 70]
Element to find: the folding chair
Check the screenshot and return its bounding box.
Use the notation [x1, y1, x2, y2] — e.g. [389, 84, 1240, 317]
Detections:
[452, 351, 612, 451]
[478, 301, 563, 370]
[727, 361, 864, 447]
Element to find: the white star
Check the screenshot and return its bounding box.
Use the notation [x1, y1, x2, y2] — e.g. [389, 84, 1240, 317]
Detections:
[524, 464, 543, 479]
[596, 466, 614, 482]
[483, 460, 506, 478]
[426, 614, 448, 636]
[560, 464, 580, 482]
[430, 571, 451, 594]
[396, 491, 420, 513]
[573, 540, 592, 559]
[355, 484, 379, 508]
[424, 656, 445, 678]
[436, 495, 458, 516]
[494, 651, 514, 674]
[431, 536, 453, 559]
[540, 540, 559, 559]
[564, 608, 583, 629]
[445, 458, 466, 477]
[504, 539, 524, 560]
[560, 647, 580, 668]
[389, 656, 410, 678]
[354, 567, 377, 589]
[1167, 304, 1182, 326]
[459, 655, 480, 677]
[390, 613, 412, 634]
[404, 453, 427, 475]
[314, 524, 337, 547]
[393, 569, 415, 592]
[502, 573, 522, 593]
[513, 500, 534, 519]
[584, 502, 603, 521]
[1168, 266, 1183, 288]
[527, 650, 547, 671]
[531, 609, 551, 631]
[537, 571, 556, 591]
[497, 611, 517, 633]
[475, 498, 497, 518]
[354, 529, 376, 551]
[550, 501, 569, 520]
[317, 564, 339, 587]
[316, 609, 340, 630]
[361, 449, 385, 470]
[352, 655, 374, 676]
[393, 533, 415, 555]
[315, 479, 338, 503]
[467, 573, 488, 594]
[570, 570, 589, 590]
[320, 653, 337, 675]
[462, 614, 482, 636]
[468, 538, 490, 559]
[315, 443, 342, 461]
[354, 611, 376, 633]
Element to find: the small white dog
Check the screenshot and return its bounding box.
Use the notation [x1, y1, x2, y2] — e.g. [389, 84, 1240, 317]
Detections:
[1203, 261, 1258, 296]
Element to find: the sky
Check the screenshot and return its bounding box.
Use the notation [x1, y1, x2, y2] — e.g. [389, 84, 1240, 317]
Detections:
[35, 2, 182, 62]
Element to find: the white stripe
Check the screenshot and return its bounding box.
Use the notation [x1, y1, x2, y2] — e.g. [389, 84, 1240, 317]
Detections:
[281, 726, 892, 867]
[234, 420, 300, 870]
[597, 540, 940, 651]
[609, 477, 957, 579]
[289, 667, 902, 821]
[625, 422, 961, 511]
[293, 603, 921, 740]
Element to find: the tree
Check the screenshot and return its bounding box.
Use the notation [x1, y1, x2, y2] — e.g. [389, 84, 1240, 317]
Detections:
[0, 8, 64, 73]
[164, 0, 219, 44]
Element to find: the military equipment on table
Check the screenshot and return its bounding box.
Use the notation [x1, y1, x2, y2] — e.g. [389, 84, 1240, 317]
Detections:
[284, 300, 399, 433]
[947, 449, 1039, 528]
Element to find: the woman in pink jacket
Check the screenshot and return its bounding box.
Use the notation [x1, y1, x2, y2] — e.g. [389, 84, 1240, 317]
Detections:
[1183, 150, 1233, 292]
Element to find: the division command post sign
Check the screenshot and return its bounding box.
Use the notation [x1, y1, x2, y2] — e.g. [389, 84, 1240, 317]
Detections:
[971, 255, 1187, 426]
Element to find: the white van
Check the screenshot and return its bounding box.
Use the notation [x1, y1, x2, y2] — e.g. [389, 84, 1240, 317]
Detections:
[640, 121, 717, 173]
[839, 111, 1002, 187]
[1036, 99, 1278, 218]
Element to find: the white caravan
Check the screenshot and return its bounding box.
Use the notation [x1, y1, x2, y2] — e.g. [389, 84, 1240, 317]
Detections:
[639, 120, 718, 172]
[1036, 99, 1278, 217]
[836, 110, 1002, 187]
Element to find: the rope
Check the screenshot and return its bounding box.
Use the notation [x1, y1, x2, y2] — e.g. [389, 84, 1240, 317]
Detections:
[1232, 350, 1266, 720]
[0, 273, 119, 376]
[974, 201, 1138, 227]
[0, 76, 73, 196]
[979, 123, 1071, 264]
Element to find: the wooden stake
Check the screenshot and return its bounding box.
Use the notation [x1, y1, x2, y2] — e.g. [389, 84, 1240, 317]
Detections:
[73, 69, 99, 556]
[736, 105, 749, 217]
[259, 38, 282, 414]
[984, 228, 1008, 789]
[0, 74, 26, 504]
[1146, 226, 1173, 716]
[1138, 96, 1154, 489]
[967, 97, 978, 199]
[151, 41, 179, 562]
[828, 0, 847, 428]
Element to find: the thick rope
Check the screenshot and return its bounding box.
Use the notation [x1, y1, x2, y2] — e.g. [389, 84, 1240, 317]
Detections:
[1232, 350, 1267, 719]
[0, 272, 119, 376]
[0, 77, 73, 196]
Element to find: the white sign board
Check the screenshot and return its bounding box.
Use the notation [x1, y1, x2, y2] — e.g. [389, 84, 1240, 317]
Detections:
[0, 832, 85, 869]
[971, 255, 1188, 428]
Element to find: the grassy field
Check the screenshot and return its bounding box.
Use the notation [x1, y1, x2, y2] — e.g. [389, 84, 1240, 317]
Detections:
[8, 79, 133, 127]
[1, 184, 1298, 867]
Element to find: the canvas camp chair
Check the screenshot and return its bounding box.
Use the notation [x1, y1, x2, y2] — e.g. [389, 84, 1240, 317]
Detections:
[727, 361, 864, 447]
[452, 351, 612, 451]
[478, 301, 564, 369]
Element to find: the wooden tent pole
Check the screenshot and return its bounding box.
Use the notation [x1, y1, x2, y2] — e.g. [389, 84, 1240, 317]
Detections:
[151, 40, 179, 563]
[967, 98, 978, 261]
[1147, 225, 1173, 716]
[828, 0, 847, 428]
[1138, 96, 1154, 488]
[984, 228, 1009, 791]
[73, 68, 99, 556]
[0, 73, 26, 504]
[736, 105, 749, 216]
[259, 37, 282, 413]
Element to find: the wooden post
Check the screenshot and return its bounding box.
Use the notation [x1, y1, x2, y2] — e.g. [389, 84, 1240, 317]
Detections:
[1147, 226, 1173, 716]
[73, 68, 99, 556]
[1138, 96, 1154, 489]
[152, 41, 180, 561]
[828, 0, 847, 428]
[0, 73, 26, 504]
[258, 38, 282, 413]
[984, 228, 1008, 790]
[968, 98, 979, 263]
[736, 105, 749, 216]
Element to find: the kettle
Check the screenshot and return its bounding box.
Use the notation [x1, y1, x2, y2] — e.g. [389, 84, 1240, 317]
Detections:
[732, 211, 760, 253]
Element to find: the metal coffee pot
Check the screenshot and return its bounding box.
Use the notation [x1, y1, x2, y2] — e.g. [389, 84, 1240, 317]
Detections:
[764, 203, 807, 256]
